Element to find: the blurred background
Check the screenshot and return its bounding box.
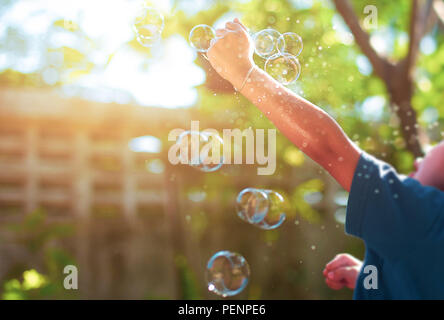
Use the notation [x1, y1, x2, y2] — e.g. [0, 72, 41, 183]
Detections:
[0, 0, 443, 300]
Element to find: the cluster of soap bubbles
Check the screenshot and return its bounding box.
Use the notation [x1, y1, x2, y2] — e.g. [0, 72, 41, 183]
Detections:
[206, 251, 250, 297]
[174, 130, 288, 297]
[236, 188, 286, 230]
[176, 130, 224, 173]
[133, 6, 164, 47]
[254, 29, 303, 85]
[188, 24, 303, 85]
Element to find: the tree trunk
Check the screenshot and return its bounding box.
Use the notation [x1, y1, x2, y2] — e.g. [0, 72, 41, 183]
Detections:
[387, 62, 424, 157]
[332, 0, 432, 158]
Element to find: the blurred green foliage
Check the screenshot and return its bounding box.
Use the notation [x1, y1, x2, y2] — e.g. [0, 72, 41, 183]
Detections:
[1, 210, 77, 300]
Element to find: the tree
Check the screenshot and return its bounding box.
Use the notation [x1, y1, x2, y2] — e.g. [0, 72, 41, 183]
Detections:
[333, 0, 438, 157]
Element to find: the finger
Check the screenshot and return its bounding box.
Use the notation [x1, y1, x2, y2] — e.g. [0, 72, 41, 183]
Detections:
[225, 21, 240, 31]
[325, 278, 344, 290]
[234, 18, 248, 32]
[328, 267, 354, 284]
[332, 267, 357, 288]
[325, 254, 353, 271]
[215, 28, 228, 37]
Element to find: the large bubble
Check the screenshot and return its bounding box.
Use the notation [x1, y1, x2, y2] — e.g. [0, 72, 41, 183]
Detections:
[265, 53, 301, 85]
[253, 28, 281, 58]
[189, 24, 216, 52]
[199, 131, 224, 172]
[277, 32, 303, 57]
[236, 188, 269, 224]
[256, 190, 286, 230]
[133, 6, 164, 47]
[176, 130, 224, 172]
[236, 188, 286, 229]
[206, 251, 250, 297]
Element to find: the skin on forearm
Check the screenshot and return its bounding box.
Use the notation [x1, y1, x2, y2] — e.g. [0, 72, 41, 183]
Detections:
[239, 66, 361, 191]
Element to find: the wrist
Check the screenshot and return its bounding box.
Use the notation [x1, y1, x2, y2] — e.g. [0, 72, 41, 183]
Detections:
[231, 62, 256, 91]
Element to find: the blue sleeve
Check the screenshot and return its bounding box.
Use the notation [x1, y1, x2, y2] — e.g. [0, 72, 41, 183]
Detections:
[346, 152, 444, 258]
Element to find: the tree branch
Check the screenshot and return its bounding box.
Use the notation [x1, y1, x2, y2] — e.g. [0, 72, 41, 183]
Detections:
[405, 0, 434, 77]
[332, 0, 391, 81]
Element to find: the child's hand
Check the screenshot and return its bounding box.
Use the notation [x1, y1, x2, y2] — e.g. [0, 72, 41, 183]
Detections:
[323, 254, 362, 290]
[207, 18, 256, 90]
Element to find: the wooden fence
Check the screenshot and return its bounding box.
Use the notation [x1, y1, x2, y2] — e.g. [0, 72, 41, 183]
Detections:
[0, 88, 351, 299]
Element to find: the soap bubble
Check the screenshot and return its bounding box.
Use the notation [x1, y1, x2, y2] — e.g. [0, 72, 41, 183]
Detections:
[176, 131, 202, 166]
[278, 32, 303, 57]
[176, 130, 224, 172]
[133, 6, 164, 47]
[136, 32, 161, 47]
[256, 190, 286, 230]
[199, 131, 224, 172]
[236, 188, 269, 224]
[265, 53, 301, 85]
[253, 29, 281, 58]
[236, 188, 286, 229]
[189, 24, 216, 52]
[206, 251, 250, 297]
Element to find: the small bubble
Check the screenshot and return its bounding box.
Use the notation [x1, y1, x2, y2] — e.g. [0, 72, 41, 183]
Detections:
[277, 32, 303, 57]
[253, 29, 281, 58]
[265, 53, 301, 85]
[206, 251, 250, 297]
[189, 24, 216, 52]
[176, 131, 224, 172]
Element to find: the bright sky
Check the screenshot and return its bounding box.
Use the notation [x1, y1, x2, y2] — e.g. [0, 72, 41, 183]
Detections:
[0, 0, 206, 108]
[1, 0, 437, 110]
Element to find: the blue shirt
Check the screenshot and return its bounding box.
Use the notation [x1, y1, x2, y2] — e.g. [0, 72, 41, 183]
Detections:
[346, 152, 444, 299]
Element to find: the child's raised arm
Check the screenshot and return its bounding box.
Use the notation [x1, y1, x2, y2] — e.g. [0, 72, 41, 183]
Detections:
[208, 19, 361, 191]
